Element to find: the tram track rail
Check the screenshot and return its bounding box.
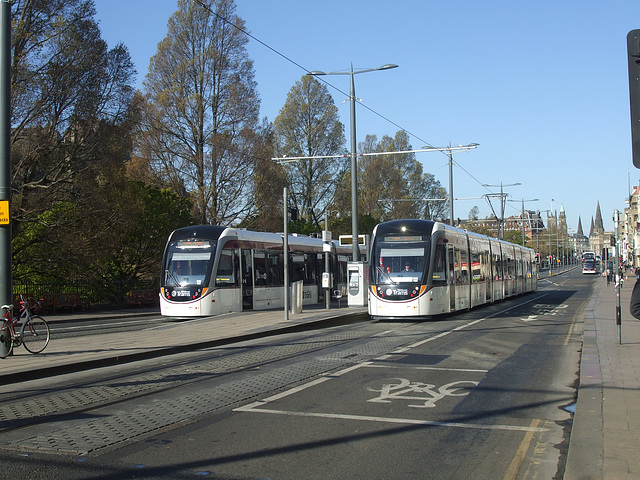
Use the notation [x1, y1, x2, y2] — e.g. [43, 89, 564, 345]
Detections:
[0, 287, 569, 456]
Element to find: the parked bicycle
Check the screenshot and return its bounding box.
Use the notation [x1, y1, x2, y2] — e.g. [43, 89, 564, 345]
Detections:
[0, 297, 50, 359]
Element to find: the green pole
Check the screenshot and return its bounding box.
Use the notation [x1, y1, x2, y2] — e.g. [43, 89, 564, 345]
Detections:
[0, 1, 12, 307]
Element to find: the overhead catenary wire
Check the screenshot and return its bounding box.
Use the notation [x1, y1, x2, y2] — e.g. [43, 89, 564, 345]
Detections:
[193, 0, 495, 195]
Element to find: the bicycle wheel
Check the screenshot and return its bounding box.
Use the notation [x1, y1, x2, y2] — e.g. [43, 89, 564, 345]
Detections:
[21, 316, 50, 354]
[0, 319, 13, 359]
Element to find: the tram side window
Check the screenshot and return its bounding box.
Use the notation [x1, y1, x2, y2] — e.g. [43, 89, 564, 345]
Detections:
[471, 252, 481, 282]
[291, 253, 317, 285]
[215, 249, 238, 286]
[254, 251, 267, 285]
[314, 253, 323, 285]
[506, 256, 514, 279]
[461, 249, 469, 284]
[517, 258, 523, 279]
[482, 250, 491, 281]
[455, 248, 469, 284]
[493, 253, 502, 280]
[432, 244, 447, 285]
[336, 255, 349, 287]
[254, 251, 283, 286]
[267, 252, 283, 285]
[291, 254, 305, 283]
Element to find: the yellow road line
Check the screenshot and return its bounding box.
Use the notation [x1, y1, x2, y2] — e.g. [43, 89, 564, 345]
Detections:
[503, 418, 541, 480]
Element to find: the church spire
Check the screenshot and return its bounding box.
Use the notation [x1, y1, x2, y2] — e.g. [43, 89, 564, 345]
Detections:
[594, 201, 604, 233]
[577, 217, 584, 237]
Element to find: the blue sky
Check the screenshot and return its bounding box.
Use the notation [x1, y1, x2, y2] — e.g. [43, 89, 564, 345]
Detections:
[94, 0, 638, 233]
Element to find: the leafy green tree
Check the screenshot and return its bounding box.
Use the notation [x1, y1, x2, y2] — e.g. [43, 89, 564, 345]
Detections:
[334, 131, 447, 224]
[85, 180, 192, 301]
[140, 0, 260, 226]
[13, 176, 191, 302]
[504, 230, 524, 245]
[273, 75, 346, 222]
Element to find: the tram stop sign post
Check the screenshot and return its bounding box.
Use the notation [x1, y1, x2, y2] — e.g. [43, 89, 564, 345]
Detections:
[0, 200, 8, 224]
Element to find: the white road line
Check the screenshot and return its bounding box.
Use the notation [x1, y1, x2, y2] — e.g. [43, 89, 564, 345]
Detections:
[241, 363, 370, 409]
[388, 292, 550, 354]
[364, 364, 488, 373]
[233, 407, 548, 433]
[235, 294, 552, 433]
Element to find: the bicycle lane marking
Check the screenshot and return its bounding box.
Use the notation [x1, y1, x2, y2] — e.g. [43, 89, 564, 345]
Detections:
[235, 296, 552, 433]
[235, 362, 546, 433]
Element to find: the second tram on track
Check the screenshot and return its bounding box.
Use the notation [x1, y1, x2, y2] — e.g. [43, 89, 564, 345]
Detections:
[160, 225, 362, 317]
[368, 219, 537, 320]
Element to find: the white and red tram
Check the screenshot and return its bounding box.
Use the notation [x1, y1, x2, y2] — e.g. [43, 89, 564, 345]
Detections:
[160, 226, 359, 317]
[368, 219, 537, 319]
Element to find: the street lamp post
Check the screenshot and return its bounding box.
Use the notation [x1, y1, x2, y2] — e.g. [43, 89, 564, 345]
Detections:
[309, 63, 398, 261]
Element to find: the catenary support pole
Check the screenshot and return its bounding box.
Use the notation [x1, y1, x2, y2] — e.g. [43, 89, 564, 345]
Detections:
[283, 188, 289, 322]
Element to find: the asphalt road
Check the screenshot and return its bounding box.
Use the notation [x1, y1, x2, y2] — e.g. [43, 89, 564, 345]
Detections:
[0, 270, 592, 480]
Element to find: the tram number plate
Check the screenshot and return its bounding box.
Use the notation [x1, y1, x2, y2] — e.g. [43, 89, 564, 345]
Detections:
[174, 291, 191, 297]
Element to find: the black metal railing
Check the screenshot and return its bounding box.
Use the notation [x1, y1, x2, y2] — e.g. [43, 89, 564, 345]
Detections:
[12, 279, 159, 306]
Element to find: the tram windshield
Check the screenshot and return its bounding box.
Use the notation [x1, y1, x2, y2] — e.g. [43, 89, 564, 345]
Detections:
[163, 238, 215, 287]
[373, 236, 430, 284]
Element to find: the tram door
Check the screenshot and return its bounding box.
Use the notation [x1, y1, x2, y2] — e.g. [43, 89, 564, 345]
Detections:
[448, 246, 456, 311]
[241, 249, 253, 310]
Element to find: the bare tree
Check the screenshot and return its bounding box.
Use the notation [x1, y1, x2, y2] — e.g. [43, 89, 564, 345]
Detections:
[139, 0, 260, 225]
[11, 0, 136, 224]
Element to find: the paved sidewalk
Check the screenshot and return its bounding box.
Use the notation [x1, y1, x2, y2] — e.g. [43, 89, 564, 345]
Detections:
[0, 304, 368, 384]
[565, 274, 640, 480]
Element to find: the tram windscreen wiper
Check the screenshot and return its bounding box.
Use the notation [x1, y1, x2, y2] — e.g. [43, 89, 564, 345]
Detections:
[165, 269, 181, 286]
[376, 266, 396, 285]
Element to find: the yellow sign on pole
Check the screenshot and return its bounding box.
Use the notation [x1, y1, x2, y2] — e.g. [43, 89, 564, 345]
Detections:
[0, 200, 9, 225]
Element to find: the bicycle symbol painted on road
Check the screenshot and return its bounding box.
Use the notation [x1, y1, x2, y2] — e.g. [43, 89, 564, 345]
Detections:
[367, 378, 478, 408]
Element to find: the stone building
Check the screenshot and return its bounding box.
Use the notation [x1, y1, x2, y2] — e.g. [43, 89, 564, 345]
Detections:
[571, 217, 590, 255]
